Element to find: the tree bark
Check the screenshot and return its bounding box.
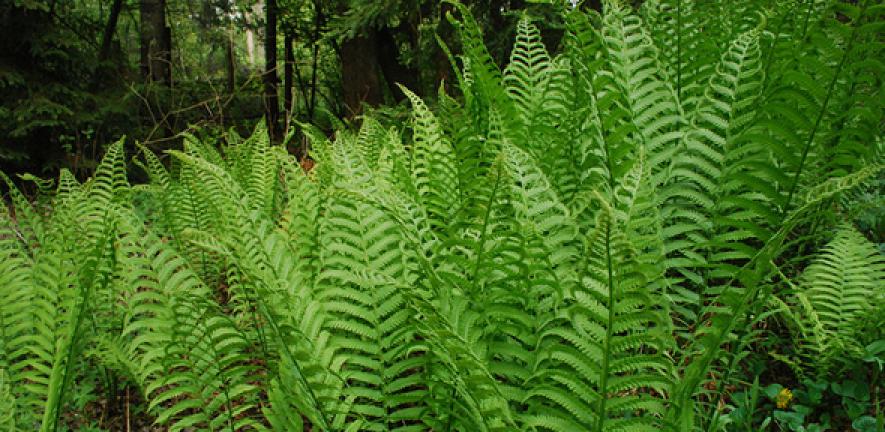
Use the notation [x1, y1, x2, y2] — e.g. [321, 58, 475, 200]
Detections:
[308, 0, 324, 122]
[283, 32, 294, 130]
[376, 26, 419, 102]
[98, 0, 123, 62]
[226, 27, 236, 93]
[140, 0, 171, 85]
[340, 30, 383, 118]
[245, 1, 262, 67]
[246, 29, 256, 66]
[264, 0, 281, 142]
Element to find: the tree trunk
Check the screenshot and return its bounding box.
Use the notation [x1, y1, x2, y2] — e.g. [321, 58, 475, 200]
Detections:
[245, 1, 262, 67]
[308, 0, 324, 122]
[340, 30, 383, 118]
[226, 27, 236, 93]
[140, 0, 171, 84]
[246, 29, 255, 66]
[98, 0, 123, 62]
[376, 26, 419, 102]
[283, 32, 294, 129]
[264, 0, 280, 142]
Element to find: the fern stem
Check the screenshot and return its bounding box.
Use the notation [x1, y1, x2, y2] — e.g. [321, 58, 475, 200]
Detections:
[255, 287, 330, 429]
[673, 162, 879, 427]
[239, 220, 331, 428]
[191, 305, 236, 432]
[469, 162, 502, 295]
[703, 284, 773, 432]
[669, 204, 812, 426]
[593, 223, 616, 432]
[183, 179, 211, 278]
[874, 364, 883, 431]
[761, 2, 799, 91]
[593, 53, 621, 426]
[87, 305, 115, 424]
[444, 385, 456, 432]
[676, 0, 682, 106]
[800, 0, 815, 41]
[782, 0, 865, 216]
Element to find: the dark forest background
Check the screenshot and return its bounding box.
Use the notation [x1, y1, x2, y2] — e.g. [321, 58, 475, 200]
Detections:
[0, 0, 608, 179]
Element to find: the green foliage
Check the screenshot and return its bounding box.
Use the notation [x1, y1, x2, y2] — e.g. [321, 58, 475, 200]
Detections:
[0, 0, 133, 171]
[777, 226, 885, 377]
[0, 1, 882, 431]
[721, 375, 882, 432]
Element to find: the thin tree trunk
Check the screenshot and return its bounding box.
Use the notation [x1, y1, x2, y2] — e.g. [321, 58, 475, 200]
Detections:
[139, 0, 172, 144]
[98, 0, 123, 62]
[245, 1, 261, 67]
[307, 0, 323, 122]
[284, 32, 294, 130]
[246, 29, 255, 66]
[163, 23, 172, 84]
[292, 48, 310, 113]
[226, 27, 236, 93]
[264, 0, 280, 142]
[140, 0, 171, 85]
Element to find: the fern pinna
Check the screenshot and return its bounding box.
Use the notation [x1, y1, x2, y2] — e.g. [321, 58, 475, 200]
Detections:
[0, 0, 882, 431]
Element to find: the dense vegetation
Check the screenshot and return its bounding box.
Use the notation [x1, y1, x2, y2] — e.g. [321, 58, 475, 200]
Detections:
[1, 0, 884, 431]
[0, 0, 551, 175]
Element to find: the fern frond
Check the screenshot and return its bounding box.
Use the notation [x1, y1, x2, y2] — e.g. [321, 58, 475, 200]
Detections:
[400, 86, 460, 230]
[120, 220, 266, 431]
[789, 225, 885, 376]
[528, 195, 672, 432]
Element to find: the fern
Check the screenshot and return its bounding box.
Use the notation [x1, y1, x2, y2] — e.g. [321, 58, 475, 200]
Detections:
[400, 86, 460, 231]
[661, 27, 767, 319]
[1, 1, 882, 431]
[786, 226, 885, 377]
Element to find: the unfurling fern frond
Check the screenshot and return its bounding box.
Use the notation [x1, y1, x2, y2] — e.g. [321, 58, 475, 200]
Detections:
[503, 17, 553, 129]
[598, 2, 682, 177]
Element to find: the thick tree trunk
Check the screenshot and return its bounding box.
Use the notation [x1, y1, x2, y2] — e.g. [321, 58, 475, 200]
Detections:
[340, 30, 383, 118]
[98, 0, 123, 62]
[376, 26, 419, 102]
[140, 0, 171, 84]
[264, 0, 281, 142]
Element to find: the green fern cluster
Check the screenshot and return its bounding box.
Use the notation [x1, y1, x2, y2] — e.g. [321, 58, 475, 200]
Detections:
[775, 225, 885, 378]
[1, 0, 882, 431]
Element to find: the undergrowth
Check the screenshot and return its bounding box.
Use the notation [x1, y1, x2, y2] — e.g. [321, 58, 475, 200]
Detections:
[1, 0, 883, 431]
